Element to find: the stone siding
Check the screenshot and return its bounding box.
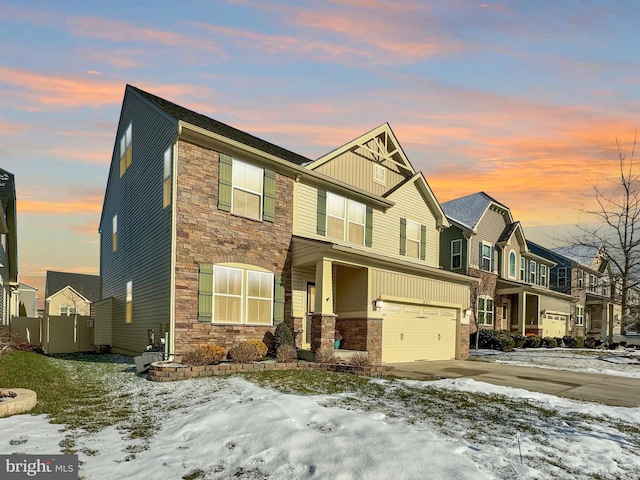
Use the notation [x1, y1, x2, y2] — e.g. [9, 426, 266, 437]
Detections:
[173, 140, 294, 355]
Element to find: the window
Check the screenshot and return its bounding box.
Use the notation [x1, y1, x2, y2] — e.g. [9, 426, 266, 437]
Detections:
[557, 267, 567, 287]
[400, 218, 426, 260]
[481, 243, 492, 271]
[520, 257, 526, 281]
[405, 219, 421, 258]
[589, 274, 598, 293]
[451, 239, 462, 269]
[373, 164, 386, 184]
[509, 251, 516, 278]
[232, 159, 263, 220]
[578, 270, 584, 288]
[539, 265, 547, 287]
[529, 260, 536, 284]
[204, 265, 274, 325]
[326, 192, 367, 245]
[477, 296, 494, 325]
[601, 280, 609, 297]
[125, 281, 133, 324]
[317, 190, 372, 246]
[60, 306, 76, 316]
[163, 147, 172, 209]
[112, 215, 118, 252]
[119, 123, 132, 177]
[219, 155, 275, 222]
[576, 305, 584, 326]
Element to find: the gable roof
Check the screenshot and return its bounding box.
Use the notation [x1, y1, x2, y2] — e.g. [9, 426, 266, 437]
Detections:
[307, 123, 414, 174]
[128, 85, 311, 166]
[441, 191, 509, 231]
[45, 271, 101, 303]
[46, 285, 91, 303]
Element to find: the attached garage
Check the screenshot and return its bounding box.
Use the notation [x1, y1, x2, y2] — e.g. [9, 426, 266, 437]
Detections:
[381, 302, 458, 363]
[542, 313, 568, 338]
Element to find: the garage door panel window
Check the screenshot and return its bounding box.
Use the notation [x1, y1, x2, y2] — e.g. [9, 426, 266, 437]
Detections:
[477, 296, 493, 325]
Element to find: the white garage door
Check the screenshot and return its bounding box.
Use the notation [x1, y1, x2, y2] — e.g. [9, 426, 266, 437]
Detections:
[382, 303, 457, 363]
[542, 313, 568, 338]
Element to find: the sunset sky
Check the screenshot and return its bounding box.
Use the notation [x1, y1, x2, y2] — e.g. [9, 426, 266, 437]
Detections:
[1, 0, 638, 304]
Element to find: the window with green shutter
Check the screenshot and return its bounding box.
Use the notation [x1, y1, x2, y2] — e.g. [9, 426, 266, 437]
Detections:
[399, 217, 407, 256]
[218, 154, 233, 212]
[365, 206, 373, 247]
[263, 169, 276, 222]
[273, 274, 285, 325]
[198, 264, 213, 322]
[317, 189, 327, 235]
[420, 224, 427, 260]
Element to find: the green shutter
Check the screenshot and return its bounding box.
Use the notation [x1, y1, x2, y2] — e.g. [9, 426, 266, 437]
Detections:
[198, 264, 213, 322]
[263, 169, 276, 222]
[399, 218, 407, 256]
[218, 154, 233, 212]
[274, 274, 285, 325]
[317, 189, 327, 235]
[420, 224, 427, 260]
[365, 205, 373, 247]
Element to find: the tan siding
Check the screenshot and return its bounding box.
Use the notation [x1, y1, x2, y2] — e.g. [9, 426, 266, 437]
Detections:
[292, 266, 314, 317]
[46, 288, 91, 316]
[371, 268, 469, 308]
[293, 182, 320, 237]
[471, 209, 508, 269]
[335, 265, 368, 314]
[540, 295, 571, 314]
[314, 146, 405, 196]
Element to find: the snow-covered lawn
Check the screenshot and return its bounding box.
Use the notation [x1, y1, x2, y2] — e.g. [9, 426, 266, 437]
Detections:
[2, 354, 640, 480]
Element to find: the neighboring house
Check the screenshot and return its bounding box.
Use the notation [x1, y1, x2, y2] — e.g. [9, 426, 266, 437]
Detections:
[96, 84, 476, 363]
[44, 271, 101, 316]
[0, 168, 18, 325]
[439, 192, 573, 337]
[10, 282, 38, 317]
[528, 242, 622, 340]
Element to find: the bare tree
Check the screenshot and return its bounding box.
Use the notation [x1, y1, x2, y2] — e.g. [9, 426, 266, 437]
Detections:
[576, 128, 640, 343]
[469, 271, 497, 349]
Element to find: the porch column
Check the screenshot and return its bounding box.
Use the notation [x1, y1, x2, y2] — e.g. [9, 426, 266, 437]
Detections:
[601, 303, 608, 342]
[517, 292, 526, 335]
[311, 259, 336, 353]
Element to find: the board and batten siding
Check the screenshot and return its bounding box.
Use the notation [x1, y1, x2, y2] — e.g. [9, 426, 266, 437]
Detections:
[294, 181, 440, 268]
[371, 268, 469, 308]
[100, 90, 178, 355]
[469, 208, 508, 269]
[291, 265, 314, 318]
[539, 295, 571, 314]
[313, 146, 405, 197]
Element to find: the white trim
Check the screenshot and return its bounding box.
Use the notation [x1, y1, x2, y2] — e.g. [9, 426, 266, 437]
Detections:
[451, 238, 462, 270]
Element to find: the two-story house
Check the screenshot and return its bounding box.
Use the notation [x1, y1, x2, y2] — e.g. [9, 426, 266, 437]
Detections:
[0, 168, 18, 325]
[527, 242, 622, 340]
[96, 85, 476, 363]
[439, 192, 573, 338]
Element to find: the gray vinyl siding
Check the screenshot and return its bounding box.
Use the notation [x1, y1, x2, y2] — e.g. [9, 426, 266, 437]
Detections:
[100, 90, 178, 355]
[439, 225, 466, 272]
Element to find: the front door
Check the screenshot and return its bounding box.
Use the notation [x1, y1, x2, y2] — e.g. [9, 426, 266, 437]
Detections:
[304, 283, 315, 348]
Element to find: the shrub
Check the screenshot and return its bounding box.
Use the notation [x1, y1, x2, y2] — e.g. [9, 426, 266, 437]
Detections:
[554, 337, 564, 347]
[228, 342, 260, 363]
[523, 335, 542, 348]
[542, 337, 557, 348]
[245, 340, 268, 358]
[584, 336, 596, 349]
[563, 336, 577, 348]
[576, 336, 585, 348]
[512, 334, 526, 348]
[348, 352, 370, 367]
[273, 323, 295, 352]
[276, 344, 298, 363]
[182, 345, 225, 366]
[314, 345, 336, 364]
[475, 329, 515, 352]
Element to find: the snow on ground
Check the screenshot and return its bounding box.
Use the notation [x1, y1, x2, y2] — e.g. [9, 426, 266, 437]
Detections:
[472, 348, 640, 378]
[2, 352, 640, 479]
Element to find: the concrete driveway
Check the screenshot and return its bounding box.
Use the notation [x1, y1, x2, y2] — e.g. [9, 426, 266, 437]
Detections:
[390, 359, 640, 407]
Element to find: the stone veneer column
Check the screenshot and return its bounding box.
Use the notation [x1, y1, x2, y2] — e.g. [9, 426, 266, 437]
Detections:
[290, 317, 304, 348]
[311, 314, 336, 353]
[366, 318, 383, 365]
[459, 324, 470, 359]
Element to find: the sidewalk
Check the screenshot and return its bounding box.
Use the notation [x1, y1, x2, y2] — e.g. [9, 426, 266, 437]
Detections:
[390, 359, 640, 407]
